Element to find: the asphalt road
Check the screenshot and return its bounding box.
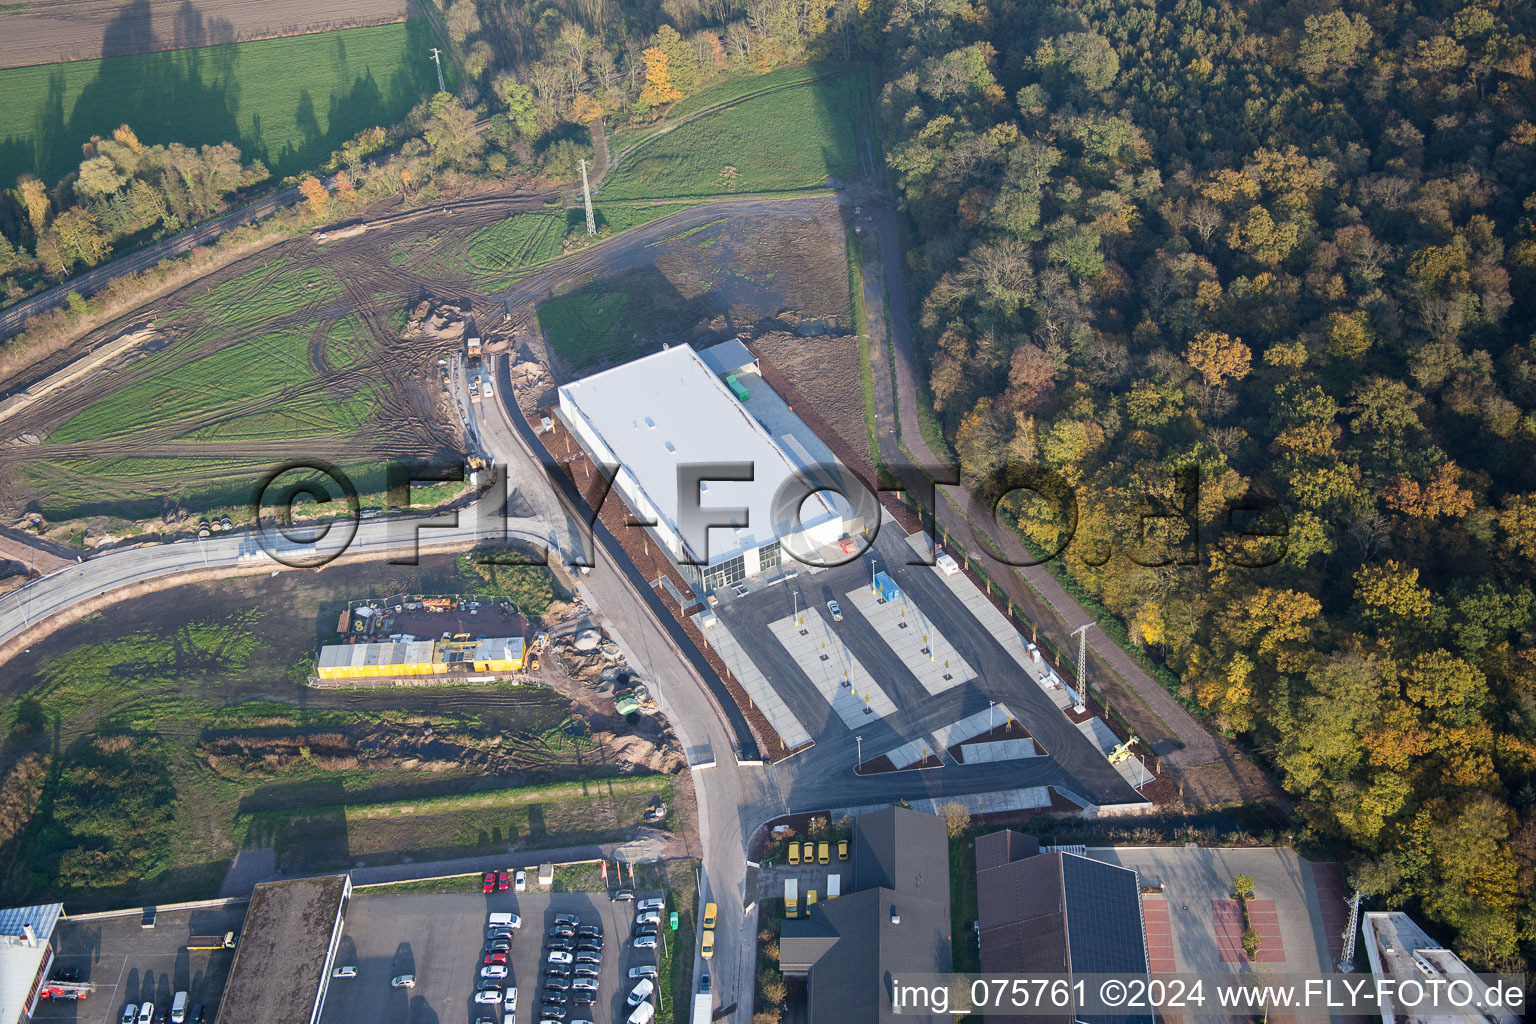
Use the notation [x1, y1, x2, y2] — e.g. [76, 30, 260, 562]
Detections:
[0, 498, 548, 652]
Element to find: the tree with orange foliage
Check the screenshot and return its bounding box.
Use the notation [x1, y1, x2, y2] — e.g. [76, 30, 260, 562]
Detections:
[638, 47, 682, 109]
[298, 175, 328, 216]
[568, 92, 604, 124]
[333, 170, 357, 204]
[1186, 331, 1252, 387]
[1384, 462, 1474, 519]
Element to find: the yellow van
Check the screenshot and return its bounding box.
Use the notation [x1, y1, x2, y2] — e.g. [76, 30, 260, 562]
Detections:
[837, 839, 849, 861]
[788, 842, 799, 866]
[701, 928, 715, 959]
[702, 902, 717, 929]
[807, 890, 818, 907]
[818, 842, 830, 865]
[804, 842, 816, 864]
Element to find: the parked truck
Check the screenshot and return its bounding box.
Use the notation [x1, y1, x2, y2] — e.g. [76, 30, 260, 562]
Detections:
[185, 932, 238, 950]
[827, 874, 840, 899]
[784, 878, 798, 918]
[692, 992, 713, 1024]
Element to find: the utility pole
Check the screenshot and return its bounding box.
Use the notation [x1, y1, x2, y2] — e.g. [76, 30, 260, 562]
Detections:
[429, 47, 445, 93]
[579, 159, 596, 236]
[1338, 890, 1363, 972]
[1071, 622, 1094, 713]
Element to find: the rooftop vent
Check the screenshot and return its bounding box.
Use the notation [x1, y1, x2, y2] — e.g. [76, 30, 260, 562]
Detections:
[645, 416, 656, 428]
[665, 441, 676, 453]
[890, 907, 900, 925]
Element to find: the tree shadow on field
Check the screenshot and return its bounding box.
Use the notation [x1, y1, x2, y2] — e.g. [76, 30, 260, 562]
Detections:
[0, 3, 442, 188]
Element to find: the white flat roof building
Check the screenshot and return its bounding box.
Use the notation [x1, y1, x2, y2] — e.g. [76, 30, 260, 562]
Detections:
[557, 344, 855, 591]
[0, 903, 61, 1023]
[1362, 912, 1518, 1024]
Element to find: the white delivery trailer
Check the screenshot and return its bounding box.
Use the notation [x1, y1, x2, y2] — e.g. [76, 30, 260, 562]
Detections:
[827, 874, 840, 899]
[784, 878, 798, 917]
[692, 992, 713, 1024]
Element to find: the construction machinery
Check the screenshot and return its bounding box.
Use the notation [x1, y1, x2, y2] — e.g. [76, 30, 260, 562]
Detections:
[1108, 740, 1138, 764]
[38, 980, 96, 1001]
[186, 931, 238, 950]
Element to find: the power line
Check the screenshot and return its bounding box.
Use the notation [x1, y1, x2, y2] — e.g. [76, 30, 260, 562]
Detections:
[429, 47, 445, 93]
[579, 158, 596, 236]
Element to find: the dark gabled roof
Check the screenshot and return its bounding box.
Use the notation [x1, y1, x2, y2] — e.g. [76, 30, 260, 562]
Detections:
[851, 804, 948, 898]
[787, 806, 953, 1024]
[975, 833, 1150, 1024]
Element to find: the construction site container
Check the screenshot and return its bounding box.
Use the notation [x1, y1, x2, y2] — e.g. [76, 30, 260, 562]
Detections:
[725, 374, 750, 402]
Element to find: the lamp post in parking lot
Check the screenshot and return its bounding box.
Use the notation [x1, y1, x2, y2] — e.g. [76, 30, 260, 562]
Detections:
[854, 735, 863, 775]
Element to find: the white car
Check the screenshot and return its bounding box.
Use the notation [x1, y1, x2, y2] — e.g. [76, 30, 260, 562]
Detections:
[629, 965, 658, 979]
[475, 989, 504, 1005]
[514, 870, 526, 892]
[548, 950, 573, 965]
[634, 910, 660, 925]
[121, 1005, 137, 1024]
[137, 1005, 154, 1024]
[636, 898, 665, 912]
[632, 935, 657, 948]
[488, 913, 521, 929]
[628, 979, 654, 1006]
[628, 1001, 656, 1024]
[572, 977, 598, 991]
[391, 975, 416, 988]
[332, 965, 357, 978]
[482, 964, 509, 979]
[505, 987, 518, 1013]
[826, 598, 843, 621]
[936, 552, 961, 575]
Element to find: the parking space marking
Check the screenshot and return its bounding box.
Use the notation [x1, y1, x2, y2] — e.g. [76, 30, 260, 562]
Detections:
[842, 584, 974, 695]
[766, 610, 894, 728]
[695, 612, 812, 748]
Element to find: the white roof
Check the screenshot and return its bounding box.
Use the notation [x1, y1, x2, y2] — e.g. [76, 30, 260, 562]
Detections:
[558, 345, 844, 566]
[0, 903, 61, 1022]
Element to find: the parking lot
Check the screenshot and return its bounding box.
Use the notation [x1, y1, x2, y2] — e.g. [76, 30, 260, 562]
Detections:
[318, 889, 667, 1024]
[35, 904, 247, 1023]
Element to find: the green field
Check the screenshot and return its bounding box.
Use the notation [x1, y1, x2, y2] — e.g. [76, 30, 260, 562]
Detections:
[465, 202, 688, 287]
[600, 69, 861, 199]
[0, 19, 445, 188]
[0, 558, 619, 908]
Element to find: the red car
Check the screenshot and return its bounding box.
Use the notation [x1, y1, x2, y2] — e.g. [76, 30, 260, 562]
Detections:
[497, 870, 510, 892]
[482, 872, 496, 893]
[484, 952, 508, 965]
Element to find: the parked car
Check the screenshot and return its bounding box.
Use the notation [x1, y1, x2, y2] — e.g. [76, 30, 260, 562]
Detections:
[51, 968, 80, 982]
[190, 1006, 204, 1024]
[574, 966, 600, 979]
[553, 913, 580, 927]
[543, 990, 568, 1005]
[702, 903, 717, 929]
[547, 951, 573, 965]
[485, 952, 508, 965]
[636, 898, 665, 912]
[633, 935, 657, 949]
[332, 965, 357, 978]
[497, 870, 510, 891]
[515, 869, 527, 892]
[488, 940, 511, 953]
[546, 940, 573, 952]
[549, 926, 576, 939]
[633, 924, 658, 938]
[482, 965, 508, 979]
[634, 910, 660, 926]
[571, 991, 597, 1007]
[488, 913, 521, 929]
[628, 979, 655, 1006]
[609, 888, 635, 902]
[575, 953, 602, 966]
[392, 975, 415, 988]
[629, 1000, 656, 1024]
[505, 988, 518, 1013]
[827, 598, 843, 621]
[483, 872, 497, 893]
[137, 1004, 154, 1024]
[629, 965, 658, 979]
[475, 990, 504, 1005]
[576, 924, 603, 939]
[788, 842, 800, 865]
[701, 929, 714, 959]
[545, 966, 571, 980]
[121, 1005, 137, 1024]
[540, 1007, 568, 1021]
[488, 926, 515, 940]
[700, 975, 711, 994]
[544, 978, 570, 991]
[818, 841, 830, 864]
[838, 839, 849, 861]
[572, 978, 599, 992]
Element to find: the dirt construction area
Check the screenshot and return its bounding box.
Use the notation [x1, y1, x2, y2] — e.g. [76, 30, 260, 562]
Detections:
[0, 0, 408, 68]
[0, 193, 859, 550]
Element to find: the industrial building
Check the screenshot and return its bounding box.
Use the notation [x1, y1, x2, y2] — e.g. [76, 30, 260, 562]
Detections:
[0, 903, 62, 1023]
[315, 635, 525, 680]
[779, 806, 952, 1023]
[1362, 912, 1519, 1024]
[975, 831, 1151, 1024]
[556, 342, 859, 592]
[215, 875, 350, 1024]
